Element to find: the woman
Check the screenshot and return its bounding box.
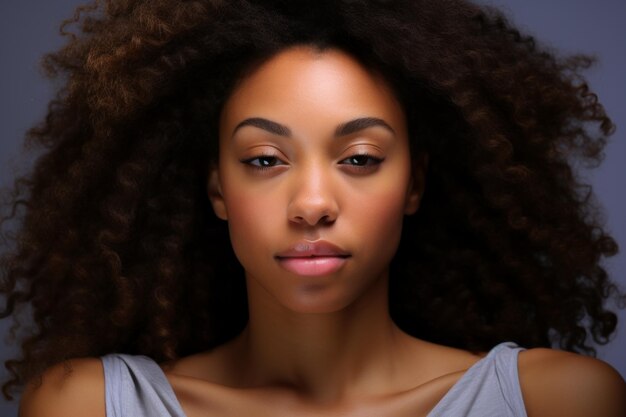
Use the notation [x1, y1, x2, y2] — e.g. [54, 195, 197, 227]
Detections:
[2, 0, 625, 416]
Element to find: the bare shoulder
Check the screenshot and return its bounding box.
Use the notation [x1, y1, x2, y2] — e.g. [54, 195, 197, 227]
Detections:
[518, 348, 626, 417]
[19, 357, 105, 417]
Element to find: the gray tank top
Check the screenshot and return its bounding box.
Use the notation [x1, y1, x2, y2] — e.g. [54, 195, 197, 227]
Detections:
[101, 342, 527, 417]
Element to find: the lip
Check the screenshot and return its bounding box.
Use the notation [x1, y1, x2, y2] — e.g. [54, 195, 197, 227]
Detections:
[275, 240, 350, 258]
[275, 241, 350, 276]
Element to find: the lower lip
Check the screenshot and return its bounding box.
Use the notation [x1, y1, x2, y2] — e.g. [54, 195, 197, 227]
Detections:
[277, 256, 348, 276]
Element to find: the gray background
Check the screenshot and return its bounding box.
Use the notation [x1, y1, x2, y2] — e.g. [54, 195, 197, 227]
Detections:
[1, 0, 624, 414]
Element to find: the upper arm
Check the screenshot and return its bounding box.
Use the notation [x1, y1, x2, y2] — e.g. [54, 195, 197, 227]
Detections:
[519, 348, 626, 417]
[19, 357, 106, 417]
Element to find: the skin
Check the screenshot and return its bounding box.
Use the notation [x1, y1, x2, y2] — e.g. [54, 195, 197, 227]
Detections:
[19, 46, 626, 417]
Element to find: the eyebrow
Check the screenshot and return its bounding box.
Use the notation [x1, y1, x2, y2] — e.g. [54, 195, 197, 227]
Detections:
[335, 117, 395, 137]
[233, 117, 292, 137]
[231, 116, 395, 138]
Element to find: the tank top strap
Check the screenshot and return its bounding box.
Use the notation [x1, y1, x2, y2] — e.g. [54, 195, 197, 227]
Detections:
[492, 342, 528, 414]
[101, 353, 187, 417]
[428, 342, 528, 417]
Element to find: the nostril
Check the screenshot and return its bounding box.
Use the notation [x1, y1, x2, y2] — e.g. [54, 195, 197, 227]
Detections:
[287, 195, 339, 226]
[289, 212, 336, 226]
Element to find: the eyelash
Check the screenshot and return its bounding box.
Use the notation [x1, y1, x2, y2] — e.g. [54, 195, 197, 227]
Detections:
[240, 153, 384, 172]
[240, 154, 285, 171]
[339, 153, 384, 170]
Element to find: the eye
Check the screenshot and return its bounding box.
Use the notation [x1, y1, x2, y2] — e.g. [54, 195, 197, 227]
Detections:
[339, 154, 384, 168]
[241, 155, 286, 170]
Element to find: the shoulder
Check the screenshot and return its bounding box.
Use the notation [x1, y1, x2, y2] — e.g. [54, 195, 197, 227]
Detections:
[518, 348, 626, 417]
[19, 357, 105, 417]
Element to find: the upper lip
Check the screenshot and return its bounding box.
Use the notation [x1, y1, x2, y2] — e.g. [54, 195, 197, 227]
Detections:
[275, 241, 351, 258]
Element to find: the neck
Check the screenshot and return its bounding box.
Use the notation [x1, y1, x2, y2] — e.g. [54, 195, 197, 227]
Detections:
[228, 270, 414, 405]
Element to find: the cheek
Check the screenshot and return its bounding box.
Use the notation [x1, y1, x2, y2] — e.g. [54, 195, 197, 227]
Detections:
[352, 163, 413, 235]
[356, 187, 408, 252]
[221, 186, 281, 264]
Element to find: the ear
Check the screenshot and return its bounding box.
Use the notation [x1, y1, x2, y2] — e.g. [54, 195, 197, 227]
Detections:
[207, 165, 228, 220]
[404, 152, 428, 215]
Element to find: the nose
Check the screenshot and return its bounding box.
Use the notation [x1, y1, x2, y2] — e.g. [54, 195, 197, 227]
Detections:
[287, 164, 338, 226]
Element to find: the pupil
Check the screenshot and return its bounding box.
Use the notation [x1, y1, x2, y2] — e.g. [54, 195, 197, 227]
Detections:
[352, 156, 366, 165]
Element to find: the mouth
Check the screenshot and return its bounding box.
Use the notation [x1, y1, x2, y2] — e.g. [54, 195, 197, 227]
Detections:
[275, 241, 351, 276]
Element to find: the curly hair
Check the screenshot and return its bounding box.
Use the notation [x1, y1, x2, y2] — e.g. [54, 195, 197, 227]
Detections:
[0, 0, 622, 401]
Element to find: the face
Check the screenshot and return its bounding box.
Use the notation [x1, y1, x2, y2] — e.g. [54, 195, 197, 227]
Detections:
[209, 46, 425, 314]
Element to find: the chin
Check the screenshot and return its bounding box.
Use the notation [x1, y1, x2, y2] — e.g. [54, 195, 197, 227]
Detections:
[280, 288, 363, 314]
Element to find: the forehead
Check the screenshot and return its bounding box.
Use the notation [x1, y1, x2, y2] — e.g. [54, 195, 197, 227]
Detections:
[219, 46, 406, 138]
